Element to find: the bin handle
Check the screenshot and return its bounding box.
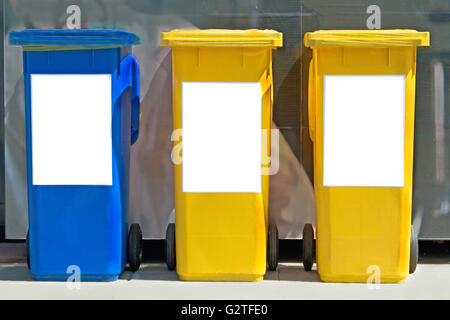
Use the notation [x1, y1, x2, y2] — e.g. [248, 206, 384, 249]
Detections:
[112, 54, 140, 145]
[259, 69, 273, 119]
[308, 60, 315, 142]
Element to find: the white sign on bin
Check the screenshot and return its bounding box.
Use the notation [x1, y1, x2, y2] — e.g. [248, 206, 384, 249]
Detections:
[323, 75, 405, 187]
[31, 74, 112, 186]
[182, 82, 262, 193]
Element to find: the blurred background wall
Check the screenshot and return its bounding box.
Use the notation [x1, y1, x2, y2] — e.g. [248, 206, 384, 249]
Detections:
[1, 0, 449, 240]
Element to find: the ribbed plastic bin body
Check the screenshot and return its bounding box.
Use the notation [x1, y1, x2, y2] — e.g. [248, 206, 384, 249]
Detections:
[161, 30, 282, 281]
[305, 30, 429, 283]
[10, 30, 140, 281]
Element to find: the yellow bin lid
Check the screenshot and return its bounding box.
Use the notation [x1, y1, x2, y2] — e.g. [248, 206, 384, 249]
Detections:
[160, 29, 283, 48]
[304, 29, 430, 48]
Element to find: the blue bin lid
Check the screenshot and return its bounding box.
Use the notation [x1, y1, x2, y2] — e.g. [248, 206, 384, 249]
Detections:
[9, 29, 140, 48]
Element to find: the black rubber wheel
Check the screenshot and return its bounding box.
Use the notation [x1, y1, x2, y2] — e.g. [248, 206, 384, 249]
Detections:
[166, 223, 176, 270]
[26, 230, 30, 270]
[127, 224, 143, 272]
[302, 224, 315, 271]
[267, 223, 279, 271]
[409, 225, 418, 274]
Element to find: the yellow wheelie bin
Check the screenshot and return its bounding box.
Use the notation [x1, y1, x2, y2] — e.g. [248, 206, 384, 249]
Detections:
[303, 30, 430, 283]
[161, 29, 283, 281]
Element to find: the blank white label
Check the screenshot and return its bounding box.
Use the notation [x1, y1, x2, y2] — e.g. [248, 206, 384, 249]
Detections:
[31, 74, 112, 185]
[323, 75, 405, 187]
[182, 82, 262, 193]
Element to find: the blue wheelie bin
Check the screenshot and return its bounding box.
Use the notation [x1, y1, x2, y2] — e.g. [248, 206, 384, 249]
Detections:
[9, 29, 142, 281]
